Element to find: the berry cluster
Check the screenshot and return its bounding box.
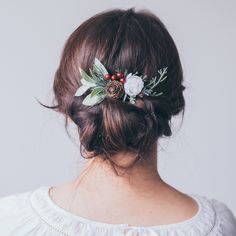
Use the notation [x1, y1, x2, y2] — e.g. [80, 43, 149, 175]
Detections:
[104, 71, 126, 83]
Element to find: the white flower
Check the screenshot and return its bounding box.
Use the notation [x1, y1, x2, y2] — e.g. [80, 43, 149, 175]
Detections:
[124, 73, 144, 97]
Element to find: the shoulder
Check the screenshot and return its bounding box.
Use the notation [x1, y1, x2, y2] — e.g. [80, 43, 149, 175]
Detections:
[0, 189, 32, 208]
[0, 189, 33, 222]
[192, 193, 236, 235]
[0, 186, 49, 235]
[209, 196, 236, 235]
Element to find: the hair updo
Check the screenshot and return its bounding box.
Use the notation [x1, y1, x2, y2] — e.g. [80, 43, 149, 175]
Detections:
[40, 7, 186, 173]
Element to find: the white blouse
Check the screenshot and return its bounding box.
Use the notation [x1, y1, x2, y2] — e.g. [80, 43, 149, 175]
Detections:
[0, 185, 236, 236]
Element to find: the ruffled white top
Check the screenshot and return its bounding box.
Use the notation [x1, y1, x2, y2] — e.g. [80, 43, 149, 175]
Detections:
[0, 185, 236, 235]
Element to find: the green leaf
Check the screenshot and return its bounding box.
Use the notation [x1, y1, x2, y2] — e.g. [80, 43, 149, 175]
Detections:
[75, 85, 91, 96]
[151, 92, 163, 96]
[75, 78, 98, 97]
[93, 58, 108, 78]
[82, 92, 106, 106]
[122, 93, 127, 102]
[90, 87, 105, 97]
[89, 68, 107, 87]
[160, 75, 167, 82]
[79, 67, 98, 84]
[89, 68, 101, 82]
[80, 78, 97, 87]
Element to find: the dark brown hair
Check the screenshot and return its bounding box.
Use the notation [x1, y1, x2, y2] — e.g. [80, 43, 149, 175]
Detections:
[39, 7, 186, 174]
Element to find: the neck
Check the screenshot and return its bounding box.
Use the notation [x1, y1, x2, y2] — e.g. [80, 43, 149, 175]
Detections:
[71, 143, 168, 197]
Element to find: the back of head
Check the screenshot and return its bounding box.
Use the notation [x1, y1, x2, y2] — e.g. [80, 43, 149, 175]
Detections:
[42, 7, 185, 172]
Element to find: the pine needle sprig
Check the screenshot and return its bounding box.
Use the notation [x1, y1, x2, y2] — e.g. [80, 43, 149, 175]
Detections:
[142, 67, 168, 97]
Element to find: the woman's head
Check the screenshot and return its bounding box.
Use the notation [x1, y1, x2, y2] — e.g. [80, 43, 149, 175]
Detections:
[41, 7, 185, 173]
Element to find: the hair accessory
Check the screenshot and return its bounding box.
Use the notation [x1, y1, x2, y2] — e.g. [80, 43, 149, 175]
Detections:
[74, 57, 168, 106]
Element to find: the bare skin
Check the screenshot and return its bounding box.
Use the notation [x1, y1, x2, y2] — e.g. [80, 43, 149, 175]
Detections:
[49, 142, 199, 227]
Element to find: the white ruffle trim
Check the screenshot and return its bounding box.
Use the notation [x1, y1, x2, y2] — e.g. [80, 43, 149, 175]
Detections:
[30, 186, 216, 235]
[0, 185, 236, 235]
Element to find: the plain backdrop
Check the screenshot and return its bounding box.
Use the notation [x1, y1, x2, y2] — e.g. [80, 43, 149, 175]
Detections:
[0, 0, 235, 214]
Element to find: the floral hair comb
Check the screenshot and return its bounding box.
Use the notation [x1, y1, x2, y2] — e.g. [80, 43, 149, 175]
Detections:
[74, 57, 168, 106]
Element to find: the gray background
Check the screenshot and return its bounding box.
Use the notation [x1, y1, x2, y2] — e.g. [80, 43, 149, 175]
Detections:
[0, 0, 235, 214]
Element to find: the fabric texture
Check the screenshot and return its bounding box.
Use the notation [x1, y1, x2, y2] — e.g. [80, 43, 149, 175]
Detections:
[0, 185, 236, 236]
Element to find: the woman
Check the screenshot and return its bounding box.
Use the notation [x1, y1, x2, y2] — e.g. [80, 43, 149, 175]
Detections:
[0, 7, 236, 236]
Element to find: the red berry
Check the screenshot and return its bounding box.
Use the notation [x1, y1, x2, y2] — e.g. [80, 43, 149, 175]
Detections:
[116, 72, 123, 78]
[105, 74, 111, 80]
[111, 74, 117, 80]
[119, 77, 125, 83]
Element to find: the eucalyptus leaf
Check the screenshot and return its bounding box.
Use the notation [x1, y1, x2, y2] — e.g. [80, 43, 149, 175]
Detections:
[89, 68, 107, 87]
[93, 57, 108, 78]
[89, 68, 101, 82]
[82, 92, 106, 106]
[79, 67, 97, 84]
[90, 87, 105, 97]
[81, 78, 97, 87]
[75, 85, 91, 96]
[93, 65, 105, 79]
